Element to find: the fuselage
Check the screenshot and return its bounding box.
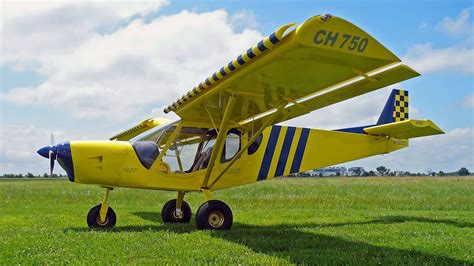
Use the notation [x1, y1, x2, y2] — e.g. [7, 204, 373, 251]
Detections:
[41, 124, 407, 191]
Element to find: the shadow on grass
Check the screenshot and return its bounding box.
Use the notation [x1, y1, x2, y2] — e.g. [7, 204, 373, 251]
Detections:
[317, 215, 473, 229]
[65, 213, 470, 264]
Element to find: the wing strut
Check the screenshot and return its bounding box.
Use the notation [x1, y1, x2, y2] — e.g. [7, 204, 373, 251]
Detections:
[201, 95, 237, 189]
[208, 102, 288, 189]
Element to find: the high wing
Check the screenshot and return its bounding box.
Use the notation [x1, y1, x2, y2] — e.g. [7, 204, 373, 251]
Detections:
[110, 118, 170, 141]
[163, 14, 419, 130]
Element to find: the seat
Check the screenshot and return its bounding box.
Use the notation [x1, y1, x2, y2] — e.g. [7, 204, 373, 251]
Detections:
[191, 147, 213, 172]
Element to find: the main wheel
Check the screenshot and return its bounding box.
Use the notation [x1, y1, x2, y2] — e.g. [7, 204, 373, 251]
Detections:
[196, 200, 233, 230]
[161, 199, 192, 223]
[87, 204, 116, 229]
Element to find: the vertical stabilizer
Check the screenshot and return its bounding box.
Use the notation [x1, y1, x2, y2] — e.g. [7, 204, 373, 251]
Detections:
[377, 89, 409, 125]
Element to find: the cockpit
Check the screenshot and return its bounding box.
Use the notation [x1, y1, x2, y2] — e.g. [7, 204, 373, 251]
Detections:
[129, 120, 262, 173]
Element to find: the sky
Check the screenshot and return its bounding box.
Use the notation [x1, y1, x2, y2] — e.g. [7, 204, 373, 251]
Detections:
[0, 0, 473, 175]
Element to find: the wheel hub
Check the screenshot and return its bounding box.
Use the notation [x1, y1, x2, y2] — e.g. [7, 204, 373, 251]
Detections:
[208, 211, 224, 228]
[172, 209, 184, 220]
[96, 216, 108, 226]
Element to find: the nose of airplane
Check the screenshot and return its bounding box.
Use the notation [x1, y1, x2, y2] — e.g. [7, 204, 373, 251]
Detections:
[37, 145, 56, 158]
[37, 142, 75, 182]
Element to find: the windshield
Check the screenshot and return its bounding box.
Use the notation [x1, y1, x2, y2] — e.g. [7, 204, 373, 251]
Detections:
[130, 119, 179, 145]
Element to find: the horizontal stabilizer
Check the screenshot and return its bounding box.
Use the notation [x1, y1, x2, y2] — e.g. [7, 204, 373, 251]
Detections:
[363, 119, 444, 139]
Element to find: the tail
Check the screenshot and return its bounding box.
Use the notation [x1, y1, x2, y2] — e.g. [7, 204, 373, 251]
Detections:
[376, 89, 409, 125]
[336, 89, 443, 139]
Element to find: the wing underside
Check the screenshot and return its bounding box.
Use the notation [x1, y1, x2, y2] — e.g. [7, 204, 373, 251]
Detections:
[164, 14, 420, 130]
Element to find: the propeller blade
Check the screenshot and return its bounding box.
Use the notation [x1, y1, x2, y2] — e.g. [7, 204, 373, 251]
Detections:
[50, 133, 55, 146]
[49, 150, 55, 177]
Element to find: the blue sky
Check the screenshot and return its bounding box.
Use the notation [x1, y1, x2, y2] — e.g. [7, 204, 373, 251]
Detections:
[1, 0, 473, 174]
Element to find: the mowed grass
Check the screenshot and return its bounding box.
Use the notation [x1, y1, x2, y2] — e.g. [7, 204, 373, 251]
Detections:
[0, 177, 473, 264]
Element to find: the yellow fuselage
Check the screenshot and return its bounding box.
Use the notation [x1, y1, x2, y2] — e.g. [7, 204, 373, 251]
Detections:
[66, 125, 407, 191]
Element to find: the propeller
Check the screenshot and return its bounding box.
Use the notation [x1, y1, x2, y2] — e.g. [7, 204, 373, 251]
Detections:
[48, 133, 56, 177]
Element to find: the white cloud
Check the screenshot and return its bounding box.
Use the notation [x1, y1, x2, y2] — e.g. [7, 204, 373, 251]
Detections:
[229, 9, 259, 32]
[2, 8, 263, 121]
[342, 128, 474, 173]
[436, 8, 473, 36]
[463, 93, 474, 109]
[1, 1, 169, 68]
[403, 43, 474, 74]
[403, 8, 474, 74]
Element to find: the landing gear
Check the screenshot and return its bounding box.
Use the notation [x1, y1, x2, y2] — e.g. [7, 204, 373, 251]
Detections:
[196, 200, 233, 230]
[87, 203, 116, 229]
[162, 200, 192, 223]
[162, 191, 192, 223]
[87, 187, 116, 229]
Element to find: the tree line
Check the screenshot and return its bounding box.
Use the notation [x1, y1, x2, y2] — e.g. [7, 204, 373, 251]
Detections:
[0, 167, 471, 178]
[0, 173, 67, 178]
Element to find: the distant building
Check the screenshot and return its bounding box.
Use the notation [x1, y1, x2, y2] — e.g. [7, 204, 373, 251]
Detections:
[289, 166, 366, 177]
[312, 167, 347, 177]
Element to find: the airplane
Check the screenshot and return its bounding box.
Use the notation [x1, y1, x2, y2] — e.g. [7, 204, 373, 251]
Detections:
[37, 14, 444, 230]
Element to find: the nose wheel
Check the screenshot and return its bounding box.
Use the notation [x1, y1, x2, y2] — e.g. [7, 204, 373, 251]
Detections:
[87, 187, 116, 229]
[161, 199, 192, 223]
[196, 200, 233, 230]
[87, 204, 116, 229]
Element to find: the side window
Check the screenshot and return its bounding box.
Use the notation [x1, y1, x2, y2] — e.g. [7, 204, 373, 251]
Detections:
[224, 132, 240, 161]
[247, 132, 263, 155]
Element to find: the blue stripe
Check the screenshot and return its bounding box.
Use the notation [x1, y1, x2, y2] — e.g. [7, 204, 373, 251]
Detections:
[274, 127, 296, 177]
[220, 67, 227, 76]
[198, 83, 204, 90]
[257, 40, 267, 52]
[193, 88, 198, 94]
[205, 78, 211, 86]
[290, 128, 310, 174]
[212, 73, 219, 81]
[269, 33, 279, 44]
[257, 126, 281, 181]
[228, 62, 236, 71]
[237, 55, 245, 65]
[246, 48, 256, 58]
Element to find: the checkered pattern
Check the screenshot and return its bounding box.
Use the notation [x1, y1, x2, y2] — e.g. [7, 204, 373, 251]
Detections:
[392, 90, 409, 122]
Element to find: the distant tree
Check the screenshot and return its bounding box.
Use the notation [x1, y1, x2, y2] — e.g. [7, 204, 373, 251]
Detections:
[318, 173, 323, 177]
[403, 171, 411, 176]
[368, 170, 376, 176]
[376, 166, 387, 176]
[458, 167, 470, 176]
[353, 168, 362, 176]
[335, 172, 341, 177]
[43, 173, 49, 178]
[437, 171, 445, 177]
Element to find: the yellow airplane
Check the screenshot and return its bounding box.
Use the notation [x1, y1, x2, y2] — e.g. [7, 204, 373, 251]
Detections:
[38, 14, 443, 230]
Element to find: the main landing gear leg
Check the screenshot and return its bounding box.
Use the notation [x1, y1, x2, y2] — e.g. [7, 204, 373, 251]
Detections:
[162, 191, 192, 223]
[196, 189, 233, 230]
[87, 187, 116, 229]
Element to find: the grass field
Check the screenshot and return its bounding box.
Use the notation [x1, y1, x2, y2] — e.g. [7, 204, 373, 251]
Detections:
[0, 177, 473, 264]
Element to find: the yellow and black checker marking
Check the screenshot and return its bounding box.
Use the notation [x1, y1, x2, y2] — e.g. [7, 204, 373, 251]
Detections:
[393, 90, 408, 122]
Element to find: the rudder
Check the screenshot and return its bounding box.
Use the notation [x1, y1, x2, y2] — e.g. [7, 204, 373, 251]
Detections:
[377, 89, 409, 125]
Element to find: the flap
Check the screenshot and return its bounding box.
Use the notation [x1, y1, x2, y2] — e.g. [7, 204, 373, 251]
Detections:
[363, 119, 444, 139]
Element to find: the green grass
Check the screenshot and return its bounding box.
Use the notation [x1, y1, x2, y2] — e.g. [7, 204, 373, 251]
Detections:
[1, 177, 473, 264]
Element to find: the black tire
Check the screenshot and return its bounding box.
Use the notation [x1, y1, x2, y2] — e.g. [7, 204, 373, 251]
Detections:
[161, 199, 192, 223]
[87, 204, 116, 229]
[196, 200, 233, 230]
